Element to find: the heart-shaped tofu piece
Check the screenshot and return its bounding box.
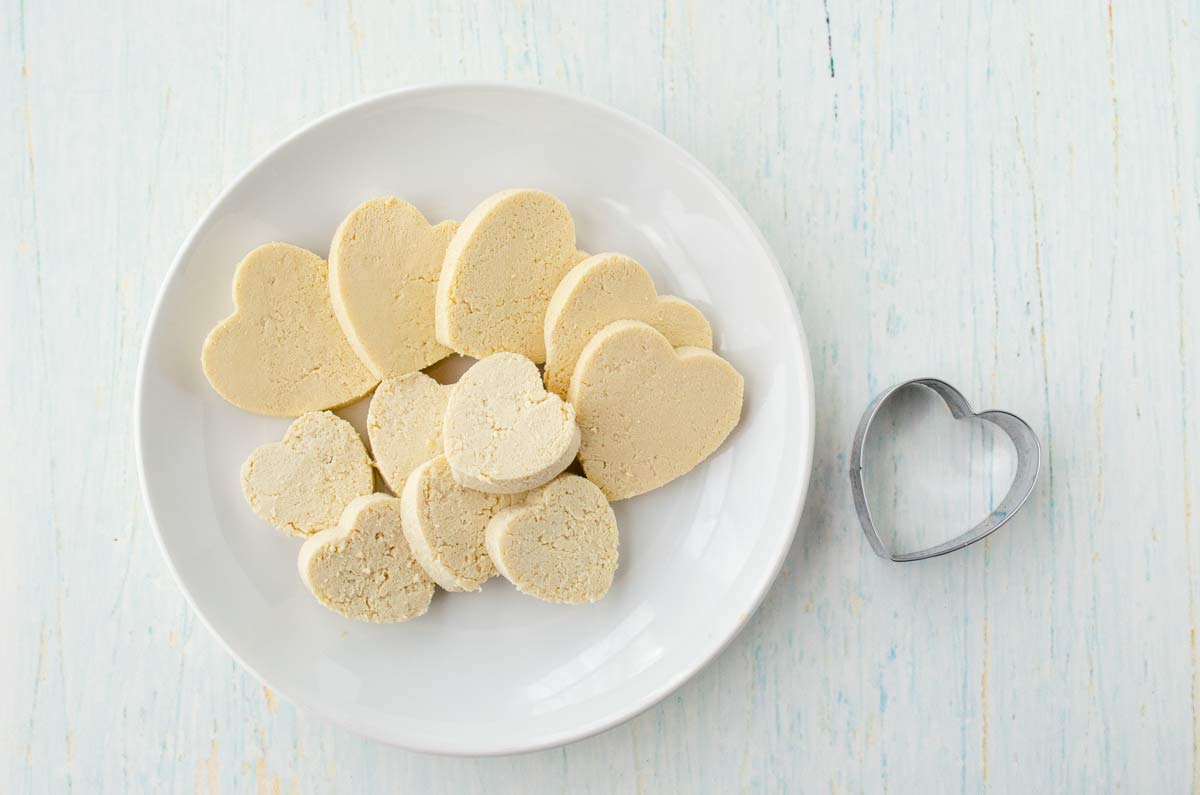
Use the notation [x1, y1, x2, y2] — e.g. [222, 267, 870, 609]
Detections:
[241, 411, 374, 536]
[400, 456, 516, 592]
[486, 474, 619, 604]
[202, 243, 377, 416]
[543, 253, 713, 397]
[443, 352, 580, 494]
[569, 320, 744, 500]
[367, 372, 451, 493]
[298, 494, 434, 623]
[435, 189, 577, 362]
[329, 198, 458, 378]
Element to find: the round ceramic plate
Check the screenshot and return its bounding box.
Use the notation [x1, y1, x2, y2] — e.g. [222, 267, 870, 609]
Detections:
[136, 83, 814, 755]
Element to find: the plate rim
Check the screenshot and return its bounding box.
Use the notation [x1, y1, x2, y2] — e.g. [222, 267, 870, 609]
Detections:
[134, 81, 816, 756]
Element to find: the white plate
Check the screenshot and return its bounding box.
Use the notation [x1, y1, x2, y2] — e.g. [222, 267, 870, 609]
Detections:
[135, 83, 814, 755]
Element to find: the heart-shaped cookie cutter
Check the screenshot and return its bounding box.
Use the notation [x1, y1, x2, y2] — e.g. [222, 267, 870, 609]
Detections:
[849, 378, 1041, 562]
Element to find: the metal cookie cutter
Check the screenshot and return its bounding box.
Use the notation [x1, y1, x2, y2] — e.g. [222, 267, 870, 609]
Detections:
[849, 378, 1041, 562]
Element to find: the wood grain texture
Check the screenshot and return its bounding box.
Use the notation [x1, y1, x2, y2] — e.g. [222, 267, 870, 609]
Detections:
[2, 0, 1198, 791]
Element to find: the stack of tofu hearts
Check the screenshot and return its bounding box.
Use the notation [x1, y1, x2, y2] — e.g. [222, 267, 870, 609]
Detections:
[202, 189, 744, 624]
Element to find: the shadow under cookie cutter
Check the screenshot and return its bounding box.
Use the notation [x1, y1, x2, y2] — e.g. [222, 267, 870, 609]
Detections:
[849, 378, 1042, 562]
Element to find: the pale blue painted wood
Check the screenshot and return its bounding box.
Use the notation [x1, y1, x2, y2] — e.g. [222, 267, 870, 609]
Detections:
[2, 0, 1198, 791]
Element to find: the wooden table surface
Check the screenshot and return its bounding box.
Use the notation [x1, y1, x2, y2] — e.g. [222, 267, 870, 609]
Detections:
[4, 0, 1198, 791]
